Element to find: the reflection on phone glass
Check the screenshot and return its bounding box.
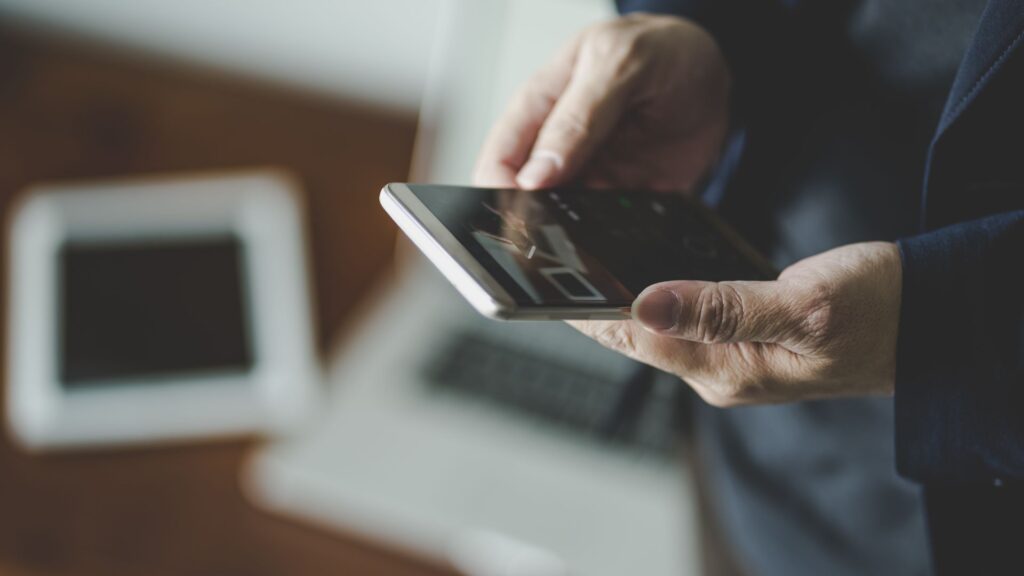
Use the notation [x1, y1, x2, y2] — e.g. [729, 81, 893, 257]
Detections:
[410, 186, 766, 309]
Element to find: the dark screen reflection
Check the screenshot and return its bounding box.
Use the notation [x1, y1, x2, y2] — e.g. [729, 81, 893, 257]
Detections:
[410, 185, 768, 308]
[59, 237, 252, 385]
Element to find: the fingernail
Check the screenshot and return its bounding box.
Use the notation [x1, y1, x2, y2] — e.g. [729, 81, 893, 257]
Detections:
[633, 289, 680, 332]
[516, 153, 559, 189]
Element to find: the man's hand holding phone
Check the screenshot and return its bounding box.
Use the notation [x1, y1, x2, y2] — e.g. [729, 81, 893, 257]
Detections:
[572, 242, 902, 406]
[473, 13, 904, 405]
[473, 13, 732, 192]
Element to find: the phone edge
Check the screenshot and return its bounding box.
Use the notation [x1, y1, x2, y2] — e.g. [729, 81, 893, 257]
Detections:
[380, 183, 518, 319]
[379, 184, 630, 320]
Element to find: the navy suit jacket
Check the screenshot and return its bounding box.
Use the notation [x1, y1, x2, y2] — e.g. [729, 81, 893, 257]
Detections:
[618, 0, 1023, 572]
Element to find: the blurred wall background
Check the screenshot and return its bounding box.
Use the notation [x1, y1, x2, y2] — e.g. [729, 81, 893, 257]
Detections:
[0, 2, 433, 575]
[0, 0, 444, 111]
[0, 2, 621, 576]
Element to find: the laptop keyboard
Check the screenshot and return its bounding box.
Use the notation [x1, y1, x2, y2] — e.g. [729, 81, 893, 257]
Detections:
[422, 331, 686, 457]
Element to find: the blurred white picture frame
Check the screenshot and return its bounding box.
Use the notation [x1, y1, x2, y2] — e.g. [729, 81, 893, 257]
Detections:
[5, 169, 320, 451]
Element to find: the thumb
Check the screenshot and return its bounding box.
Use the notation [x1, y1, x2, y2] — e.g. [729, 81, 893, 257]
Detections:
[516, 56, 632, 190]
[631, 280, 804, 344]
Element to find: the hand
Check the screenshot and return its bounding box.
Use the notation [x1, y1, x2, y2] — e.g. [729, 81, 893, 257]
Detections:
[570, 242, 904, 406]
[473, 13, 732, 192]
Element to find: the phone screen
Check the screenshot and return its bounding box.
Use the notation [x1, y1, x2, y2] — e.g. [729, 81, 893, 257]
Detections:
[407, 185, 770, 309]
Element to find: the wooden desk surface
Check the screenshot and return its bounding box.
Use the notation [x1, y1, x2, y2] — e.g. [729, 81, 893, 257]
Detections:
[0, 24, 452, 576]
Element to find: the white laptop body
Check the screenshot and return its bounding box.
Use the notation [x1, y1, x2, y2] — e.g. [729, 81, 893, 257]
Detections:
[246, 2, 699, 575]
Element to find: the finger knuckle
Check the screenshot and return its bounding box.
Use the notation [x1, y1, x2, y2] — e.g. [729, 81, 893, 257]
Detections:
[584, 21, 646, 66]
[700, 392, 732, 408]
[694, 285, 743, 343]
[591, 322, 638, 356]
[548, 110, 591, 143]
[800, 283, 838, 343]
[702, 373, 773, 407]
[514, 84, 556, 121]
[699, 385, 745, 408]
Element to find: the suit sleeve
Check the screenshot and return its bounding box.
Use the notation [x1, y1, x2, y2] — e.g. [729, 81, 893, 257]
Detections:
[895, 209, 1024, 483]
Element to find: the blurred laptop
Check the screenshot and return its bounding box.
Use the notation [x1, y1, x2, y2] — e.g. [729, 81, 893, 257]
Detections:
[245, 2, 699, 575]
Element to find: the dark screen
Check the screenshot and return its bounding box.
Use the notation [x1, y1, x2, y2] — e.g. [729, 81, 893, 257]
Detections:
[59, 237, 253, 386]
[408, 185, 771, 309]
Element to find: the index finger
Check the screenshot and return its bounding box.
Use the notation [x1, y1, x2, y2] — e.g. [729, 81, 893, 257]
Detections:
[472, 37, 581, 188]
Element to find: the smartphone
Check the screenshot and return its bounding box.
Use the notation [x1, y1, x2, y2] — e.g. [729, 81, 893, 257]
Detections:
[380, 183, 776, 320]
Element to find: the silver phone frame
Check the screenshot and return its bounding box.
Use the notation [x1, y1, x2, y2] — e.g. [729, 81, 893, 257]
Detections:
[380, 183, 630, 320]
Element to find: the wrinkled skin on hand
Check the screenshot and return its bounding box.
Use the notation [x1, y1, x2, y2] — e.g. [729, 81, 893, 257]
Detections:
[473, 14, 903, 406]
[573, 242, 903, 406]
[473, 13, 731, 192]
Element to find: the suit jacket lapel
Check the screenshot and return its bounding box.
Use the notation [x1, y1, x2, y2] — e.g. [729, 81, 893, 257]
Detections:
[936, 0, 1024, 139]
